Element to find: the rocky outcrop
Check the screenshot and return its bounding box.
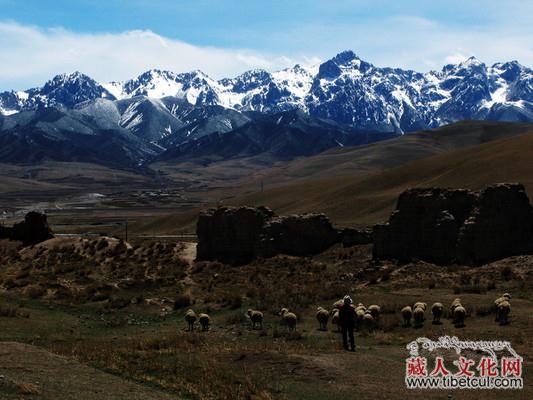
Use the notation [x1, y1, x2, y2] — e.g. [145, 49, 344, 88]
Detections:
[456, 184, 533, 265]
[255, 214, 340, 258]
[373, 183, 533, 265]
[196, 207, 341, 264]
[196, 206, 274, 265]
[340, 228, 373, 247]
[0, 212, 54, 245]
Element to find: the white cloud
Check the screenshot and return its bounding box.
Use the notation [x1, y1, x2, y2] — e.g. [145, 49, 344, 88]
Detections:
[246, 14, 533, 72]
[0, 21, 310, 90]
[0, 14, 532, 92]
[444, 53, 469, 65]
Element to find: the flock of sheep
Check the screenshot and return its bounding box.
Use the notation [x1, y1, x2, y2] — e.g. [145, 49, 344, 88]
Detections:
[181, 293, 513, 332]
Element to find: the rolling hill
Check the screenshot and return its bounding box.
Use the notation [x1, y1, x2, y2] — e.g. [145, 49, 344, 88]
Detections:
[252, 120, 533, 183]
[231, 129, 533, 227]
[127, 121, 533, 235]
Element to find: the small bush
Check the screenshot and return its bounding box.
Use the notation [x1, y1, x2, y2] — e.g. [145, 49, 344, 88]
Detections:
[380, 271, 390, 282]
[109, 295, 131, 309]
[459, 273, 471, 285]
[454, 284, 485, 294]
[0, 305, 18, 317]
[96, 239, 109, 251]
[23, 284, 46, 299]
[174, 294, 192, 310]
[501, 266, 513, 281]
[228, 295, 243, 310]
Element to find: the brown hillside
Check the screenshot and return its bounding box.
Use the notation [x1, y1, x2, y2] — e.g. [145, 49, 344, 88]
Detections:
[256, 120, 533, 183]
[231, 131, 533, 227]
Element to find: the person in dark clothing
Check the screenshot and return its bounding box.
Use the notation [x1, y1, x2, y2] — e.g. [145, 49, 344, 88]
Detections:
[338, 295, 357, 351]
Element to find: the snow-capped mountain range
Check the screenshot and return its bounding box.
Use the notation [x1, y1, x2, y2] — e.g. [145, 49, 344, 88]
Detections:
[0, 50, 531, 168]
[2, 50, 532, 133]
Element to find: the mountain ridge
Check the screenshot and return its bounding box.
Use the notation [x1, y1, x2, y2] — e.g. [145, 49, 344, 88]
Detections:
[1, 50, 532, 133]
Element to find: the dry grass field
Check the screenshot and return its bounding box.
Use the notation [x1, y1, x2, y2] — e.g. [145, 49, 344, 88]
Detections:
[0, 238, 532, 399]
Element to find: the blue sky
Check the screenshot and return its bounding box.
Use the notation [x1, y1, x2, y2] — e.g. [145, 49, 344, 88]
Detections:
[0, 0, 532, 90]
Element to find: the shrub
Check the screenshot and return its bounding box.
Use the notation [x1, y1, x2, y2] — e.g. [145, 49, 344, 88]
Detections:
[174, 294, 192, 310]
[23, 284, 46, 299]
[459, 273, 471, 285]
[0, 305, 18, 317]
[226, 294, 243, 310]
[501, 266, 513, 281]
[454, 284, 484, 294]
[380, 270, 391, 282]
[96, 239, 109, 251]
[109, 295, 131, 309]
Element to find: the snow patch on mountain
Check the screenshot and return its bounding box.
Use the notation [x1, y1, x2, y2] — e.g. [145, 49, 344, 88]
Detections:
[1, 52, 532, 133]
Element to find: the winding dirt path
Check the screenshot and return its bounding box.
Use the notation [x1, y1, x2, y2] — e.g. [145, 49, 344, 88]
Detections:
[180, 241, 197, 266]
[178, 242, 198, 290]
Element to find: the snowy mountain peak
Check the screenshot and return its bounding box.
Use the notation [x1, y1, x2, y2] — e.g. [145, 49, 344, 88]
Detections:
[1, 50, 531, 132]
[331, 50, 360, 65]
[461, 56, 483, 67]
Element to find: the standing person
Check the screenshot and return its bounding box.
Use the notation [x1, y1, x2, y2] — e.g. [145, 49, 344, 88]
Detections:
[339, 295, 357, 351]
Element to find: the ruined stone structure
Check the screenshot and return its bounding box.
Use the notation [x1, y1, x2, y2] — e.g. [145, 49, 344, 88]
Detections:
[373, 183, 533, 265]
[196, 206, 274, 265]
[196, 207, 346, 264]
[340, 227, 373, 247]
[0, 211, 54, 245]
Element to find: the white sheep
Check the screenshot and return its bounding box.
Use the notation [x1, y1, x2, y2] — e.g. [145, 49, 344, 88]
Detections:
[494, 296, 506, 307]
[355, 303, 366, 313]
[494, 293, 512, 309]
[450, 298, 462, 313]
[453, 305, 467, 328]
[362, 311, 375, 331]
[413, 306, 425, 328]
[431, 302, 444, 325]
[198, 313, 210, 331]
[413, 302, 427, 312]
[333, 299, 344, 309]
[368, 304, 381, 319]
[355, 308, 366, 330]
[401, 306, 413, 327]
[246, 309, 264, 330]
[185, 309, 197, 331]
[316, 307, 329, 331]
[497, 301, 511, 325]
[280, 308, 297, 332]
